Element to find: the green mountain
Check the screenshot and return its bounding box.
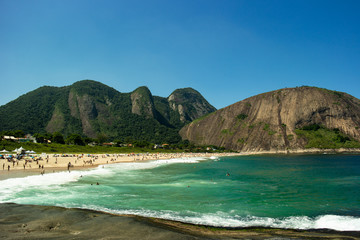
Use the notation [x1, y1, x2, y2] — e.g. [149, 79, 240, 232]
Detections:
[180, 86, 360, 152]
[0, 80, 216, 143]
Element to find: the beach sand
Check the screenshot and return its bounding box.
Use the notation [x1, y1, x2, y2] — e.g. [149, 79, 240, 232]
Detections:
[2, 148, 360, 180]
[0, 152, 238, 180]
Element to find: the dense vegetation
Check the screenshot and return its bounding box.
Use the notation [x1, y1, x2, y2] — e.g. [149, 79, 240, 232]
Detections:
[0, 86, 61, 133]
[295, 124, 360, 149]
[0, 80, 216, 144]
[0, 130, 227, 154]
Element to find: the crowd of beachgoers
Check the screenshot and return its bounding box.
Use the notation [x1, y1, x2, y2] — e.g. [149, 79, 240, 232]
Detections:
[0, 152, 239, 177]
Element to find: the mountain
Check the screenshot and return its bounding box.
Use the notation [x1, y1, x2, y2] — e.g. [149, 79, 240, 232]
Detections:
[180, 86, 360, 152]
[154, 88, 217, 129]
[0, 80, 216, 143]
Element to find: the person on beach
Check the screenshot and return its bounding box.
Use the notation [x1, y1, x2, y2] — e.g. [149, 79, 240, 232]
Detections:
[67, 162, 71, 171]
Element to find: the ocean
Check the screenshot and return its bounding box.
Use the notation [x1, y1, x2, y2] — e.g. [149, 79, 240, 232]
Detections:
[1, 154, 359, 231]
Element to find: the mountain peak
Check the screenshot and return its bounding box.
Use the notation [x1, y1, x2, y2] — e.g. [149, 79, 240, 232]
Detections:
[167, 87, 216, 123]
[131, 86, 155, 118]
[132, 86, 151, 93]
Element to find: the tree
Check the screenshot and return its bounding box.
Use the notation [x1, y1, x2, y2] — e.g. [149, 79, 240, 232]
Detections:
[52, 132, 65, 144]
[124, 136, 134, 144]
[83, 137, 95, 144]
[114, 139, 123, 147]
[65, 134, 85, 145]
[33, 133, 46, 143]
[134, 140, 151, 148]
[44, 133, 53, 141]
[96, 133, 108, 144]
[13, 130, 25, 138]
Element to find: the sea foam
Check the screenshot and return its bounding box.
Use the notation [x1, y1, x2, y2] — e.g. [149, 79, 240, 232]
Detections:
[104, 157, 209, 172]
[0, 171, 84, 201]
[67, 205, 360, 231]
[0, 157, 209, 202]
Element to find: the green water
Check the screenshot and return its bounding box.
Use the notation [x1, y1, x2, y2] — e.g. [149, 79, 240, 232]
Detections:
[1, 154, 360, 230]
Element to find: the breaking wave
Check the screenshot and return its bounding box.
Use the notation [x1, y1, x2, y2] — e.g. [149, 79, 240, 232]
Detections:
[71, 205, 360, 231]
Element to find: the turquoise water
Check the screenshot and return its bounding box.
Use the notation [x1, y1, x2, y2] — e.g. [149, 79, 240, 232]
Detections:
[1, 155, 360, 230]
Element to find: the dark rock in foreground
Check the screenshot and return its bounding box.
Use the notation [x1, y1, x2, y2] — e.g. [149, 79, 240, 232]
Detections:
[0, 203, 199, 240]
[0, 203, 359, 240]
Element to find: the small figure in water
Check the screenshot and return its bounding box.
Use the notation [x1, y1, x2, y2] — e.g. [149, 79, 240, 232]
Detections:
[226, 172, 230, 176]
[96, 182, 100, 185]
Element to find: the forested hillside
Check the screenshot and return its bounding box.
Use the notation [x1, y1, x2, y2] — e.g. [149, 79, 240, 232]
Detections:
[0, 80, 216, 143]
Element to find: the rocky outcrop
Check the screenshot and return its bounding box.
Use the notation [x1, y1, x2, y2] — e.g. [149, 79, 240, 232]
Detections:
[180, 87, 360, 152]
[131, 87, 156, 118]
[168, 88, 216, 123]
[45, 105, 65, 133]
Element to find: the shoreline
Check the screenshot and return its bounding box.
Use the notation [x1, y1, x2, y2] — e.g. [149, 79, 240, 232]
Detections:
[0, 152, 239, 180]
[1, 149, 360, 180]
[1, 203, 359, 240]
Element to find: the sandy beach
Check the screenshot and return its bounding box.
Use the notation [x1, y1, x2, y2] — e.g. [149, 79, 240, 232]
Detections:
[0, 152, 240, 180]
[2, 148, 360, 180]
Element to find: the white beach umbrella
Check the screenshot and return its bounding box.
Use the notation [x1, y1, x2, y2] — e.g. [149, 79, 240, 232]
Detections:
[16, 147, 25, 154]
[0, 149, 8, 153]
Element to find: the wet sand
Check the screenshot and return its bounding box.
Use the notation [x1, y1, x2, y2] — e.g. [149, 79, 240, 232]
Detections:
[1, 203, 359, 240]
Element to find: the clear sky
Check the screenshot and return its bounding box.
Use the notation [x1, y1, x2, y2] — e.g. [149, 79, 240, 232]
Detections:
[1, 0, 359, 109]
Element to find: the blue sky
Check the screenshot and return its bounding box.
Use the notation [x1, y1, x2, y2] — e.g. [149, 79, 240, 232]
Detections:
[1, 0, 359, 109]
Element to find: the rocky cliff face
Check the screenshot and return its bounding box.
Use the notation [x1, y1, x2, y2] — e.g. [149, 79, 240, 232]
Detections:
[168, 88, 217, 123]
[131, 87, 156, 119]
[45, 82, 117, 138]
[180, 87, 360, 152]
